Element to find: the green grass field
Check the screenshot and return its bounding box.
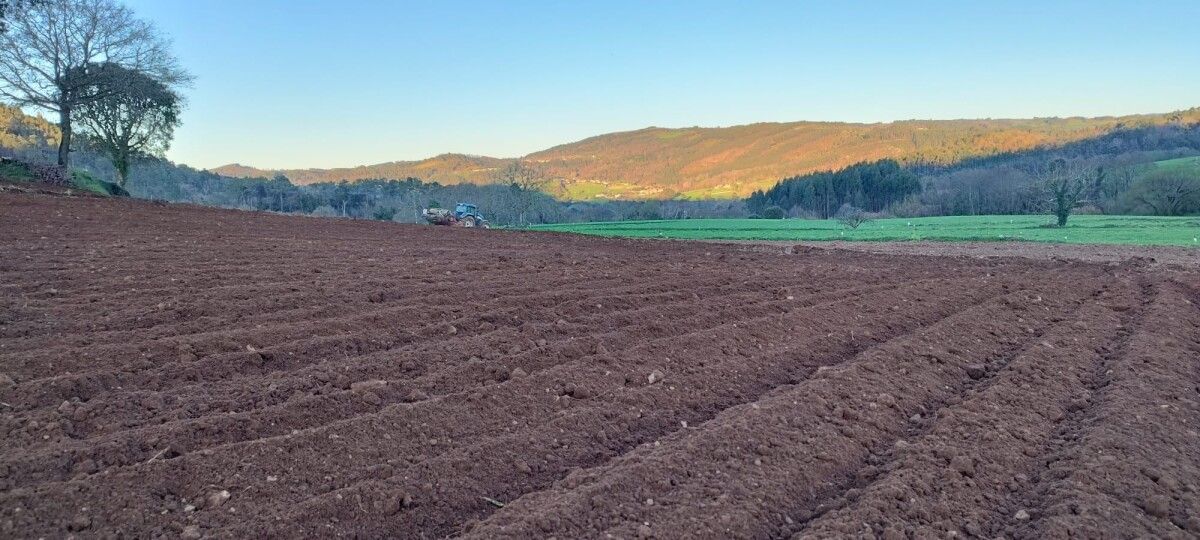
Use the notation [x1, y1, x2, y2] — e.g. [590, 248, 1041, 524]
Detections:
[533, 215, 1200, 247]
[1147, 155, 1200, 178]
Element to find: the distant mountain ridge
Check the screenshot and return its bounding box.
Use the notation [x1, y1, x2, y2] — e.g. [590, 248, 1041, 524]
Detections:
[213, 108, 1200, 199]
[211, 153, 506, 186]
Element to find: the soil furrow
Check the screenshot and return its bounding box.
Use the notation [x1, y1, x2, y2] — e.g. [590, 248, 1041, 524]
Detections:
[456, 279, 1093, 539]
[792, 279, 1137, 538]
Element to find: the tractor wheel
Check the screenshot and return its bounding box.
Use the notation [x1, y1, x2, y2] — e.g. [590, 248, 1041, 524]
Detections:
[460, 216, 476, 228]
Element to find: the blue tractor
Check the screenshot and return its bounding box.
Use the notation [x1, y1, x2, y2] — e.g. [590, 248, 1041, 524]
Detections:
[422, 202, 490, 228]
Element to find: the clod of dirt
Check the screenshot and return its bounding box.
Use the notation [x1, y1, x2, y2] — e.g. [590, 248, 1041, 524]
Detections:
[56, 400, 74, 416]
[207, 490, 231, 509]
[648, 370, 665, 385]
[965, 364, 986, 380]
[1143, 495, 1171, 517]
[351, 380, 387, 392]
[181, 525, 202, 539]
[1067, 397, 1090, 412]
[877, 393, 897, 408]
[0, 372, 15, 389]
[67, 514, 91, 531]
[408, 389, 430, 402]
[511, 367, 528, 378]
[75, 458, 99, 474]
[379, 493, 414, 515]
[360, 391, 382, 406]
[637, 524, 653, 538]
[950, 455, 976, 477]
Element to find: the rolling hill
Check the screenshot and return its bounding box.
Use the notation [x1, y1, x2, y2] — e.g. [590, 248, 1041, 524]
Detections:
[215, 109, 1200, 200]
[5, 103, 1198, 200]
[211, 153, 506, 186]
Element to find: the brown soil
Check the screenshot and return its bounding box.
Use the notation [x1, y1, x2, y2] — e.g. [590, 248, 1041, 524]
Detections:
[725, 239, 1200, 268]
[2, 192, 1199, 539]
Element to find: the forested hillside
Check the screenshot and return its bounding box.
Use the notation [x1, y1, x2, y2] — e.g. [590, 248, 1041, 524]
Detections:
[212, 108, 1200, 199]
[0, 105, 57, 153]
[748, 122, 1200, 218]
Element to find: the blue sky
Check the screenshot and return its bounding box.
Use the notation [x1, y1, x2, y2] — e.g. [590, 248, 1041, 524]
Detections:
[123, 0, 1199, 170]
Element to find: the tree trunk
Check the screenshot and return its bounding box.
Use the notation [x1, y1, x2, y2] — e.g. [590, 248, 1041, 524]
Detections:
[57, 106, 72, 167]
[115, 157, 129, 188]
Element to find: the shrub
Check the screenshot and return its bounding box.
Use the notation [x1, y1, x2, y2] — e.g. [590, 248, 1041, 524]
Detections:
[310, 205, 339, 218]
[888, 196, 935, 218]
[761, 205, 786, 219]
[372, 207, 397, 221]
[835, 204, 872, 230]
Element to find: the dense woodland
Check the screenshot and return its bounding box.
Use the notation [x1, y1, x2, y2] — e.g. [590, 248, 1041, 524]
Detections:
[747, 160, 922, 218]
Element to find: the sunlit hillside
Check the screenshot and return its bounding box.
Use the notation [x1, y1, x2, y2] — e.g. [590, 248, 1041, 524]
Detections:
[211, 153, 506, 185]
[527, 109, 1200, 199]
[210, 108, 1199, 199]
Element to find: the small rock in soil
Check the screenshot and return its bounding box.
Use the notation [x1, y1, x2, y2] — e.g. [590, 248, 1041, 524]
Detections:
[965, 364, 986, 380]
[648, 370, 665, 384]
[1014, 509, 1030, 521]
[0, 372, 16, 388]
[181, 525, 202, 539]
[511, 367, 528, 378]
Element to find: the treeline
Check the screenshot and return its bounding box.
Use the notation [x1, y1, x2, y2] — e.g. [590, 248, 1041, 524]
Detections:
[107, 158, 749, 225]
[914, 122, 1200, 216]
[746, 160, 921, 218]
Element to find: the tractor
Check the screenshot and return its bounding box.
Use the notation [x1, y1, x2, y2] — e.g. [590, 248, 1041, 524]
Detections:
[422, 202, 490, 228]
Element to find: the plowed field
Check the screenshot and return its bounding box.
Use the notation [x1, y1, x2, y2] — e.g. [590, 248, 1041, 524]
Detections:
[2, 192, 1199, 539]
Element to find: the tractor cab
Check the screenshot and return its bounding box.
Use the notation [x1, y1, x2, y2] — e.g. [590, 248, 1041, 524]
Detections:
[455, 203, 482, 220]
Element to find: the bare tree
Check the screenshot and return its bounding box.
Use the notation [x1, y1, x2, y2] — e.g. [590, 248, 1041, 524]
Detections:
[75, 63, 180, 187]
[0, 0, 189, 167]
[1131, 171, 1200, 216]
[1030, 158, 1098, 227]
[494, 160, 547, 226]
